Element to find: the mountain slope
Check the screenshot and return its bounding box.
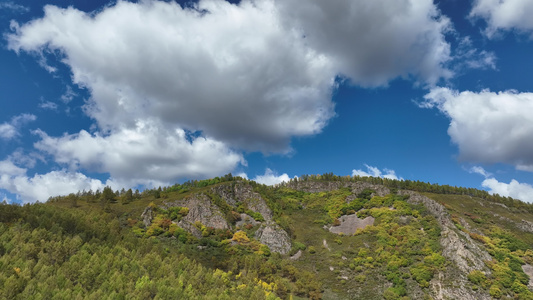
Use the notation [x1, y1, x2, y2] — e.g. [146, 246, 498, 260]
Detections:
[2, 174, 533, 299]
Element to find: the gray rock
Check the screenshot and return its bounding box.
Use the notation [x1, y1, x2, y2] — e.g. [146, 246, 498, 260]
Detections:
[235, 213, 261, 228]
[522, 264, 533, 288]
[234, 184, 273, 221]
[255, 222, 291, 255]
[181, 194, 229, 230]
[177, 220, 202, 239]
[518, 220, 533, 233]
[290, 250, 302, 261]
[141, 206, 154, 227]
[328, 214, 374, 235]
[210, 185, 238, 206]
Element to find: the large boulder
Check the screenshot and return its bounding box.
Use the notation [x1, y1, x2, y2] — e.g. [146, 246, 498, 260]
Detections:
[255, 222, 291, 255]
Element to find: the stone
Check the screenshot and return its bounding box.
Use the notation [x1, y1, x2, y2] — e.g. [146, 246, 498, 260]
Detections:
[255, 222, 291, 255]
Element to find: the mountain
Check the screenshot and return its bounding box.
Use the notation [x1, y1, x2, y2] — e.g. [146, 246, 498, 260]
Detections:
[2, 174, 533, 299]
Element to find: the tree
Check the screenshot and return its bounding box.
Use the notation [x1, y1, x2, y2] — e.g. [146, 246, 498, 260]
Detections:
[121, 189, 133, 205]
[101, 186, 116, 205]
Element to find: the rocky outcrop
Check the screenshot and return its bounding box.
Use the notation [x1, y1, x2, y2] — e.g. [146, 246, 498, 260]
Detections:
[141, 206, 154, 227]
[290, 250, 302, 261]
[179, 194, 229, 230]
[177, 220, 202, 239]
[327, 214, 374, 235]
[163, 194, 229, 237]
[235, 213, 261, 228]
[522, 264, 533, 288]
[234, 184, 273, 221]
[399, 190, 492, 300]
[255, 222, 291, 255]
[210, 183, 273, 221]
[210, 184, 238, 206]
[518, 220, 533, 233]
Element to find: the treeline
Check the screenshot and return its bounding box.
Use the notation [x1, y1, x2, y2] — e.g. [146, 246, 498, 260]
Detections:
[44, 172, 532, 214]
[286, 173, 533, 213]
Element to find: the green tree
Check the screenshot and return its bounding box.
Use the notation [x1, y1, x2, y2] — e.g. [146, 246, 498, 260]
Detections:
[101, 186, 116, 205]
[121, 189, 133, 205]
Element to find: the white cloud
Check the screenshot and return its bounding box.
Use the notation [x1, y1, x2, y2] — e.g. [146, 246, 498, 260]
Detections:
[0, 2, 29, 13]
[236, 172, 249, 180]
[469, 166, 533, 202]
[482, 178, 533, 203]
[0, 158, 107, 203]
[0, 123, 17, 140]
[7, 0, 456, 151]
[274, 0, 453, 86]
[7, 0, 336, 153]
[4, 0, 459, 196]
[469, 166, 492, 178]
[60, 86, 76, 103]
[470, 0, 533, 38]
[39, 101, 58, 110]
[1, 194, 10, 204]
[423, 88, 533, 171]
[352, 164, 402, 180]
[0, 113, 36, 140]
[33, 120, 245, 186]
[252, 168, 291, 186]
[453, 37, 496, 71]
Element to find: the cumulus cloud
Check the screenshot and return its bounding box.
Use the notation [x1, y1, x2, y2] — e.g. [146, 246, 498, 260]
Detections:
[33, 120, 245, 186]
[423, 88, 533, 171]
[4, 0, 459, 195]
[0, 113, 36, 140]
[470, 0, 533, 38]
[252, 168, 292, 186]
[7, 0, 336, 152]
[0, 161, 107, 203]
[468, 166, 533, 202]
[7, 0, 455, 151]
[275, 0, 453, 86]
[481, 178, 533, 203]
[352, 164, 402, 180]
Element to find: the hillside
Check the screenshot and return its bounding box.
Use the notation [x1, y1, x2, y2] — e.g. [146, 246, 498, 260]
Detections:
[2, 174, 533, 299]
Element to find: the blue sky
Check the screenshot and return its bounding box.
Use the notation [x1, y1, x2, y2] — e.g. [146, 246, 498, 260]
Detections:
[1, 0, 533, 203]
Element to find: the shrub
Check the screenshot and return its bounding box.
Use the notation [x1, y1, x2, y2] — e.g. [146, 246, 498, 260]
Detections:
[467, 270, 487, 285]
[489, 285, 502, 298]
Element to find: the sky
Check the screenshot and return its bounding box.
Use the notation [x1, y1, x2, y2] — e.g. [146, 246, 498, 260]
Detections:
[1, 0, 533, 204]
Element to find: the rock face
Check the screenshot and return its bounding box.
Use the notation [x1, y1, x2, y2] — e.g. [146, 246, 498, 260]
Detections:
[522, 264, 533, 288]
[255, 222, 291, 255]
[211, 183, 273, 221]
[328, 214, 374, 235]
[518, 220, 533, 233]
[235, 213, 261, 228]
[141, 206, 154, 227]
[177, 194, 229, 230]
[153, 182, 290, 254]
[399, 190, 492, 300]
[234, 184, 273, 221]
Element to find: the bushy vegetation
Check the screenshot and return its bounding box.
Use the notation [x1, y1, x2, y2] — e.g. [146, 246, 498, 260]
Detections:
[0, 203, 281, 299]
[3, 173, 533, 299]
